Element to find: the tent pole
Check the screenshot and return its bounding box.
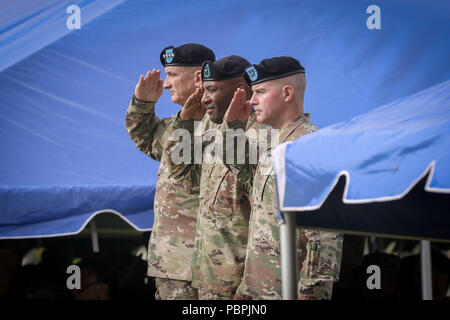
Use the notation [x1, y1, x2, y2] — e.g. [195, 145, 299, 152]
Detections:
[90, 219, 100, 253]
[280, 211, 297, 300]
[420, 240, 432, 300]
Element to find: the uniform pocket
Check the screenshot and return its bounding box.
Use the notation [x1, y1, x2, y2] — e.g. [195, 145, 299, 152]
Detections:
[300, 240, 322, 286]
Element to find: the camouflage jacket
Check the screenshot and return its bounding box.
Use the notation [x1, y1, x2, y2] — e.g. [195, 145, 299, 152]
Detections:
[234, 113, 344, 300]
[165, 114, 257, 299]
[125, 95, 200, 281]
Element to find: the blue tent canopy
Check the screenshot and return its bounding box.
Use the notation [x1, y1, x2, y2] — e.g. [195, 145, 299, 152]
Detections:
[272, 80, 450, 241]
[270, 81, 450, 301]
[1, 0, 449, 238]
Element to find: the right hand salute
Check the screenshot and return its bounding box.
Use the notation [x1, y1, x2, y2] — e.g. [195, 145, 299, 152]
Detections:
[180, 86, 205, 120]
[135, 69, 164, 102]
[224, 88, 251, 122]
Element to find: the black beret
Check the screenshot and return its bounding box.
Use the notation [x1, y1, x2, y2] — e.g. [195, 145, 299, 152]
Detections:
[244, 56, 305, 86]
[201, 55, 251, 82]
[160, 43, 215, 67]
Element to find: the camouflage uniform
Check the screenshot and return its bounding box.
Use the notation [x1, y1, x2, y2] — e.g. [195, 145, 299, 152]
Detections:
[154, 278, 198, 300]
[125, 95, 200, 299]
[165, 114, 257, 300]
[233, 113, 343, 300]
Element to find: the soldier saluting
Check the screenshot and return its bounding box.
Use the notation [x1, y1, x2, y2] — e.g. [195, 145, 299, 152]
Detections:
[165, 55, 254, 299]
[224, 57, 343, 300]
[125, 43, 215, 300]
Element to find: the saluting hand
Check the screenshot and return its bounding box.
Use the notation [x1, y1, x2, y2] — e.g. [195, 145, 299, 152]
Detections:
[134, 69, 164, 102]
[180, 86, 205, 120]
[224, 88, 251, 122]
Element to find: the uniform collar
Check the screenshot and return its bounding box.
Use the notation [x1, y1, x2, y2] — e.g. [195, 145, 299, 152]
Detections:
[278, 113, 310, 144]
[245, 111, 258, 130]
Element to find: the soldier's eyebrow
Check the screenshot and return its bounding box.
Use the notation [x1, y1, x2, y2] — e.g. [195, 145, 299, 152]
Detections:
[204, 84, 217, 91]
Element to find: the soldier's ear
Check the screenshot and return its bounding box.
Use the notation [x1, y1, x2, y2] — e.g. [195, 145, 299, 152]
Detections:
[282, 85, 295, 103]
[194, 70, 202, 88]
[235, 81, 245, 90]
[235, 79, 252, 99]
[234, 81, 248, 94]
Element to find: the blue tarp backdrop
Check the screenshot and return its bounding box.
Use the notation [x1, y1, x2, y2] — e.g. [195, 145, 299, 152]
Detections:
[0, 0, 449, 238]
